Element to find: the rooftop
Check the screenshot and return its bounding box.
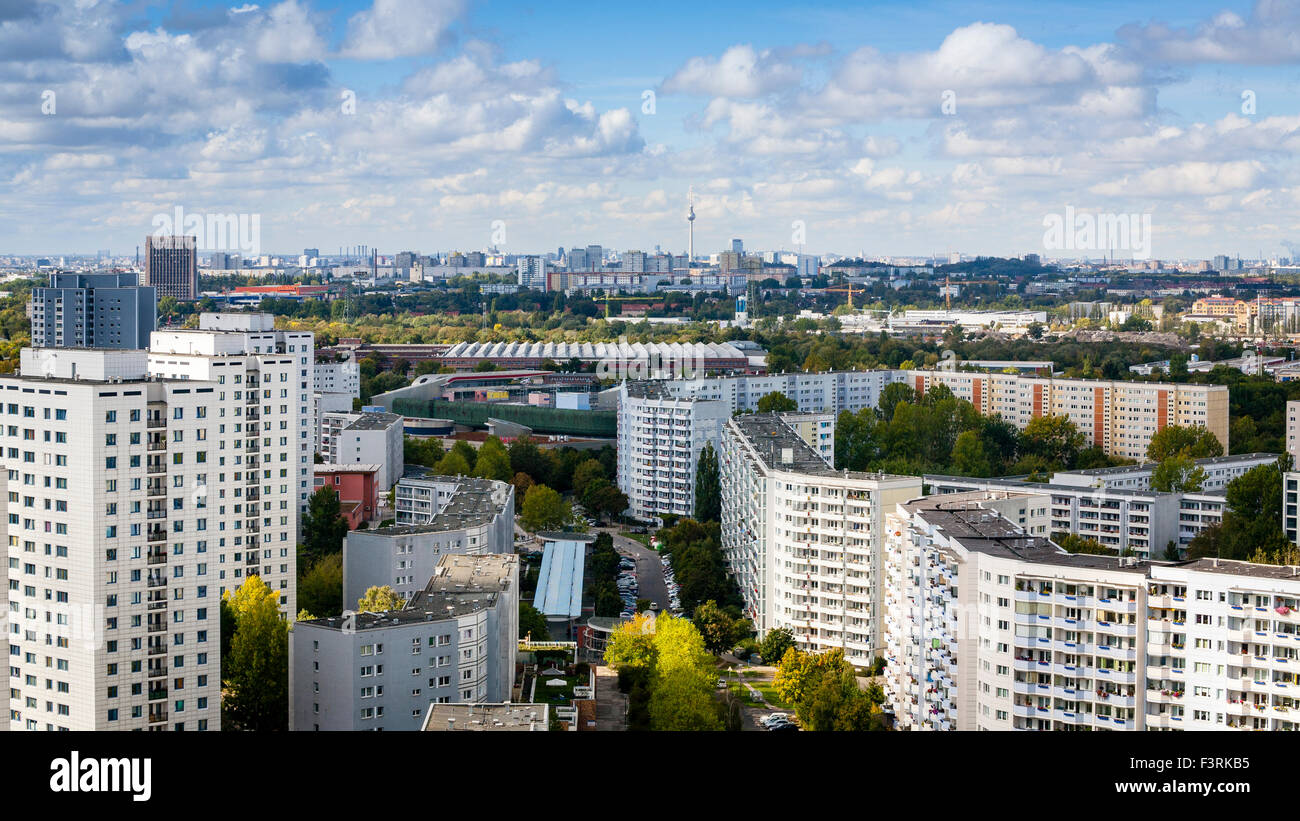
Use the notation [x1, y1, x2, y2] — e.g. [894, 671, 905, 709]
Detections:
[299, 554, 518, 631]
[315, 463, 381, 475]
[422, 702, 549, 731]
[344, 411, 403, 431]
[379, 476, 514, 533]
[731, 412, 917, 485]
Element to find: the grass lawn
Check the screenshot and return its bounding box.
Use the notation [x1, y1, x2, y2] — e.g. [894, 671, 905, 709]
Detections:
[533, 674, 581, 705]
[622, 532, 652, 548]
[725, 678, 792, 711]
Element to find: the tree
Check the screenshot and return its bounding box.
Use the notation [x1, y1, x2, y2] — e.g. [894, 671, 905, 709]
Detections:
[647, 614, 723, 731]
[756, 391, 798, 413]
[473, 437, 513, 482]
[604, 613, 656, 673]
[434, 449, 472, 476]
[1146, 425, 1224, 462]
[1019, 414, 1085, 468]
[571, 459, 606, 498]
[298, 552, 343, 618]
[357, 585, 405, 613]
[878, 382, 917, 421]
[519, 601, 550, 642]
[512, 471, 534, 500]
[1187, 461, 1289, 561]
[300, 486, 350, 570]
[758, 627, 795, 663]
[449, 440, 479, 471]
[773, 646, 883, 730]
[692, 600, 739, 654]
[509, 437, 553, 486]
[693, 443, 721, 523]
[520, 484, 573, 532]
[950, 429, 991, 477]
[222, 576, 289, 731]
[1150, 455, 1207, 493]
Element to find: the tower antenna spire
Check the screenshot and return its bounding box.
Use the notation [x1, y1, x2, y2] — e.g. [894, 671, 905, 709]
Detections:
[687, 185, 696, 266]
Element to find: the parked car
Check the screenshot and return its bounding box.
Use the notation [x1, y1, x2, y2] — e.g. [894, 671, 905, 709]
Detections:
[761, 713, 789, 727]
[768, 721, 798, 732]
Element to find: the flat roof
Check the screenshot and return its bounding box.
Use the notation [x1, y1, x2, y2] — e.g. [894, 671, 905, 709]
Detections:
[732, 413, 916, 484]
[534, 539, 585, 620]
[376, 476, 513, 533]
[298, 554, 517, 631]
[422, 703, 548, 731]
[344, 412, 402, 431]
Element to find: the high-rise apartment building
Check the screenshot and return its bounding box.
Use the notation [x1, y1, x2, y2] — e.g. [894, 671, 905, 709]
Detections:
[719, 413, 921, 666]
[883, 491, 1300, 731]
[658, 369, 1230, 461]
[5, 345, 289, 731]
[144, 235, 199, 301]
[29, 273, 157, 350]
[146, 312, 315, 528]
[615, 382, 730, 522]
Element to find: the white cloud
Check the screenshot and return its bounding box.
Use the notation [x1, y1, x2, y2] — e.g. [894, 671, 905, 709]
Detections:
[339, 0, 463, 60]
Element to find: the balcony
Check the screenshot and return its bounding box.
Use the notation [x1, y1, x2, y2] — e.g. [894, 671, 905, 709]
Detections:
[146, 550, 167, 566]
[147, 688, 168, 702]
[146, 418, 166, 429]
[146, 575, 167, 588]
[146, 462, 167, 476]
[147, 529, 167, 543]
[146, 665, 167, 679]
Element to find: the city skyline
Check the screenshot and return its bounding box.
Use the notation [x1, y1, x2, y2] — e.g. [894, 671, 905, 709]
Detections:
[1, 0, 1299, 259]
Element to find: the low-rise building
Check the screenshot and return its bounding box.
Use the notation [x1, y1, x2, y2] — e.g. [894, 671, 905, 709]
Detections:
[313, 464, 381, 529]
[343, 476, 515, 605]
[290, 553, 519, 731]
[319, 410, 404, 490]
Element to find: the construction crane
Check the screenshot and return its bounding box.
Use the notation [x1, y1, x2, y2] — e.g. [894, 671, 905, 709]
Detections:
[824, 283, 866, 310]
[944, 274, 1001, 310]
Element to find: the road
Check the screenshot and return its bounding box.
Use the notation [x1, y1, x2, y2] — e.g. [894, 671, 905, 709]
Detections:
[609, 531, 669, 612]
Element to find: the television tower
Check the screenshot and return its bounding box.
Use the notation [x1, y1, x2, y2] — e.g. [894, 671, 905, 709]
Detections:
[686, 185, 696, 263]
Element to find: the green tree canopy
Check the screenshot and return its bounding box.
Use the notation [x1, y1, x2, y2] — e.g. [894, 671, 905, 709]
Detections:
[222, 576, 289, 731]
[1150, 454, 1207, 493]
[693, 442, 721, 523]
[300, 486, 351, 570]
[519, 601, 551, 642]
[298, 552, 343, 618]
[473, 437, 513, 482]
[357, 585, 406, 613]
[756, 391, 798, 413]
[520, 483, 574, 532]
[1147, 425, 1224, 462]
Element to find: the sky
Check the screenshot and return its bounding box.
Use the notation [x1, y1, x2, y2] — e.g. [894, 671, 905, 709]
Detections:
[1, 0, 1299, 260]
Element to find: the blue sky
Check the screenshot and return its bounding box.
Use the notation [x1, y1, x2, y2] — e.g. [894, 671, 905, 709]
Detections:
[1, 0, 1299, 260]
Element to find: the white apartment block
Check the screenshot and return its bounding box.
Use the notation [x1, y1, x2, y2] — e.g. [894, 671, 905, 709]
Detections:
[719, 413, 921, 667]
[148, 312, 315, 523]
[1046, 453, 1276, 493]
[926, 473, 1237, 557]
[884, 491, 1300, 731]
[344, 476, 515, 606]
[313, 359, 360, 397]
[319, 411, 404, 490]
[290, 553, 518, 731]
[616, 381, 729, 522]
[6, 347, 262, 731]
[657, 370, 1230, 460]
